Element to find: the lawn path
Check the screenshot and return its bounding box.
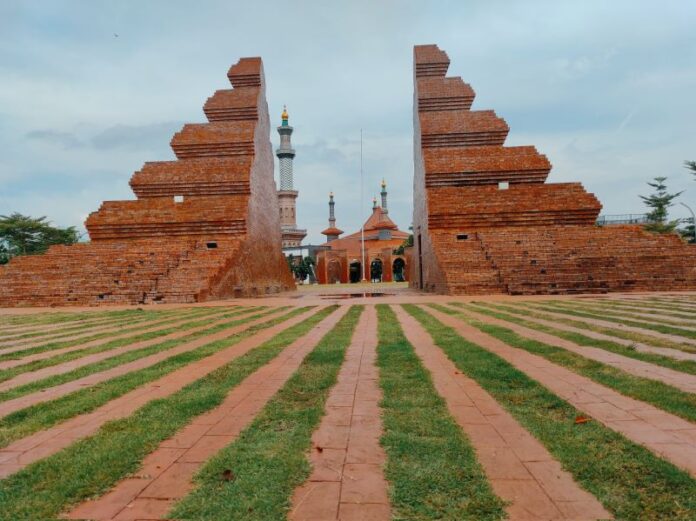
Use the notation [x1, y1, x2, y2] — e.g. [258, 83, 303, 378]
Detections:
[457, 306, 696, 393]
[424, 306, 696, 478]
[0, 313, 144, 340]
[524, 304, 696, 348]
[289, 305, 390, 521]
[476, 303, 696, 362]
[548, 302, 696, 331]
[394, 306, 610, 521]
[0, 307, 322, 479]
[571, 300, 696, 322]
[65, 306, 348, 521]
[0, 307, 259, 390]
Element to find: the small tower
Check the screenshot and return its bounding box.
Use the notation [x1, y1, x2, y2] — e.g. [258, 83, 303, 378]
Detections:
[276, 106, 307, 248]
[380, 178, 388, 213]
[321, 192, 344, 242]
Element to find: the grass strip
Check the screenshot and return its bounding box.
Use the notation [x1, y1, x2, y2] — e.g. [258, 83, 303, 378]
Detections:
[375, 304, 504, 520]
[434, 304, 696, 423]
[0, 308, 162, 328]
[0, 305, 337, 521]
[0, 308, 187, 343]
[493, 302, 696, 354]
[0, 307, 283, 404]
[0, 306, 229, 361]
[0, 307, 305, 450]
[461, 302, 696, 375]
[170, 305, 363, 520]
[575, 299, 696, 321]
[631, 297, 696, 314]
[0, 307, 260, 385]
[525, 301, 696, 341]
[543, 300, 696, 330]
[406, 304, 696, 521]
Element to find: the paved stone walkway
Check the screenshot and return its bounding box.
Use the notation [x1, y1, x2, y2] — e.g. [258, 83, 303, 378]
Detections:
[0, 307, 260, 388]
[456, 306, 696, 393]
[426, 306, 696, 478]
[523, 304, 696, 349]
[0, 309, 289, 420]
[289, 305, 390, 521]
[65, 306, 347, 521]
[0, 307, 321, 479]
[549, 303, 696, 332]
[394, 306, 610, 521]
[470, 304, 696, 362]
[0, 314, 128, 339]
[572, 301, 696, 323]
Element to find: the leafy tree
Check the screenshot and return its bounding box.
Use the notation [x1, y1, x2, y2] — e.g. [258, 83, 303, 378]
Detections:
[0, 213, 79, 264]
[685, 160, 696, 179]
[640, 177, 682, 233]
[286, 255, 315, 282]
[393, 234, 414, 255]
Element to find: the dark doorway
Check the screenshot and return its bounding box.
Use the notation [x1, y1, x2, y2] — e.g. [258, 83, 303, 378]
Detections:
[349, 262, 361, 283]
[393, 258, 405, 282]
[370, 259, 383, 282]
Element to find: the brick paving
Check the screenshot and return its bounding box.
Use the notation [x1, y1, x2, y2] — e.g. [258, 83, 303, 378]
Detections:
[289, 305, 390, 521]
[471, 304, 696, 362]
[457, 305, 696, 393]
[425, 306, 696, 478]
[0, 307, 320, 479]
[64, 306, 347, 521]
[394, 306, 610, 520]
[0, 307, 259, 389]
[523, 304, 696, 349]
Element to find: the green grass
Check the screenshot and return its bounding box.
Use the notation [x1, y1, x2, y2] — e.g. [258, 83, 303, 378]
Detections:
[0, 307, 304, 450]
[628, 297, 696, 315]
[374, 304, 505, 520]
[489, 302, 696, 354]
[170, 306, 363, 520]
[0, 306, 230, 362]
[406, 304, 696, 521]
[0, 306, 338, 521]
[573, 299, 696, 321]
[461, 302, 696, 375]
[0, 307, 282, 405]
[0, 307, 190, 343]
[542, 300, 696, 329]
[433, 304, 696, 423]
[0, 307, 260, 385]
[0, 308, 161, 328]
[525, 301, 696, 341]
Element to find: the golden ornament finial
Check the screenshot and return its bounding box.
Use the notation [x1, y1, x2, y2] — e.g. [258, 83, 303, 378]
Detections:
[281, 105, 288, 121]
[381, 178, 386, 188]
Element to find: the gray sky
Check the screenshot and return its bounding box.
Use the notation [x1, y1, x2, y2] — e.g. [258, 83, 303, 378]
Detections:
[1, 1, 694, 243]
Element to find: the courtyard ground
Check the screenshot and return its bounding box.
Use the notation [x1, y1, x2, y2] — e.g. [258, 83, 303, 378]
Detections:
[0, 291, 694, 520]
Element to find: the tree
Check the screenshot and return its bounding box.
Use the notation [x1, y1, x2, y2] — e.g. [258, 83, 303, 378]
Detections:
[639, 177, 682, 233]
[685, 160, 696, 179]
[286, 255, 315, 282]
[0, 213, 79, 264]
[393, 234, 414, 255]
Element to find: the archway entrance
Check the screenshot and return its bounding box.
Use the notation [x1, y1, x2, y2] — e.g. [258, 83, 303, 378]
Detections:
[327, 260, 341, 284]
[370, 259, 383, 282]
[349, 261, 361, 283]
[393, 258, 406, 281]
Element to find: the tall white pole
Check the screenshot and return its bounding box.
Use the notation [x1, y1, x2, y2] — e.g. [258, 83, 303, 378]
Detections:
[360, 129, 366, 281]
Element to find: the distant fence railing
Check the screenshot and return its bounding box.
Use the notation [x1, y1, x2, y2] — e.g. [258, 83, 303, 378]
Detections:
[596, 214, 651, 226]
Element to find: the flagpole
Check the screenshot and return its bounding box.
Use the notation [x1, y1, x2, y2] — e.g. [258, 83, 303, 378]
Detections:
[360, 128, 366, 282]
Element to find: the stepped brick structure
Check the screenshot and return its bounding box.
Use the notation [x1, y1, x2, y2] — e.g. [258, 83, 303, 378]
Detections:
[0, 57, 294, 307]
[412, 44, 696, 295]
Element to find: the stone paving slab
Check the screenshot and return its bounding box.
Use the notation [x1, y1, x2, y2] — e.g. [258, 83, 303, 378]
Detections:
[64, 306, 348, 521]
[394, 305, 610, 521]
[0, 307, 320, 479]
[289, 305, 390, 521]
[472, 304, 696, 362]
[456, 305, 696, 393]
[0, 307, 259, 390]
[425, 306, 696, 479]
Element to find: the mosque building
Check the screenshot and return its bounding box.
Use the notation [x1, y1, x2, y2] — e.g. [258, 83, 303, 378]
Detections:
[314, 180, 410, 284]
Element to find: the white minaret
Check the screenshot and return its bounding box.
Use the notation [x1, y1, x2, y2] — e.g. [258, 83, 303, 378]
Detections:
[276, 106, 306, 247]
